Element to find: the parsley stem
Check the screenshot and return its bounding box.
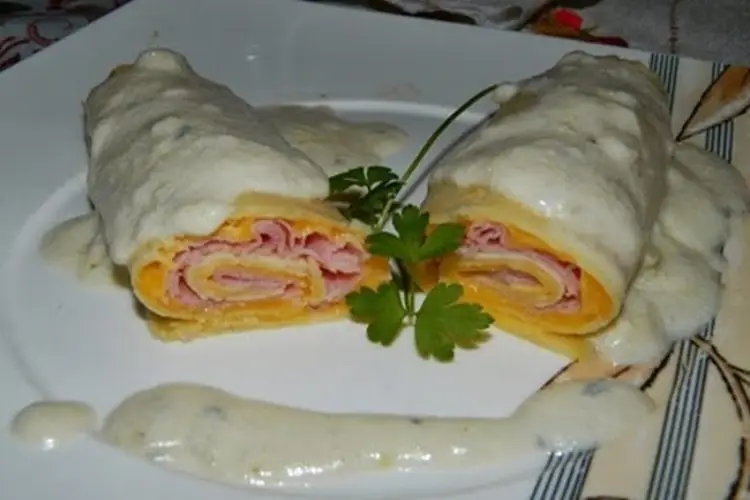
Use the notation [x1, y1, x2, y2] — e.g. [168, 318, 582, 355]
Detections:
[401, 261, 417, 317]
[374, 83, 499, 230]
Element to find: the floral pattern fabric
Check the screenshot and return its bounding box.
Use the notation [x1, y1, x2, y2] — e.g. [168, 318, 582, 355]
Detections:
[0, 0, 130, 71]
[2, 0, 750, 72]
[382, 0, 750, 66]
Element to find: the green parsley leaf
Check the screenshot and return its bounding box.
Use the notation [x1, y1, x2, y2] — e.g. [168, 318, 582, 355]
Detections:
[365, 232, 410, 261]
[328, 166, 402, 226]
[363, 165, 400, 185]
[334, 83, 502, 362]
[392, 205, 429, 256]
[346, 282, 407, 347]
[329, 167, 367, 194]
[350, 206, 492, 362]
[417, 222, 465, 260]
[329, 165, 400, 194]
[366, 205, 465, 262]
[414, 283, 494, 362]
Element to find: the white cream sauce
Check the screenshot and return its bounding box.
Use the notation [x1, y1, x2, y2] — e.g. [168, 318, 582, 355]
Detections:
[657, 143, 749, 270]
[47, 106, 407, 284]
[257, 105, 408, 176]
[430, 51, 675, 300]
[594, 142, 749, 364]
[632, 231, 722, 340]
[10, 401, 96, 450]
[592, 288, 669, 366]
[101, 380, 652, 487]
[40, 213, 127, 286]
[85, 49, 330, 265]
[593, 230, 722, 364]
[673, 143, 750, 215]
[658, 166, 729, 270]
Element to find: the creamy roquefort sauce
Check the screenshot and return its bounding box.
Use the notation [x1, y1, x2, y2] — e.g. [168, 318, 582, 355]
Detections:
[40, 213, 126, 286]
[100, 380, 652, 487]
[49, 86, 405, 281]
[429, 51, 675, 303]
[257, 105, 408, 176]
[593, 142, 749, 364]
[84, 49, 330, 265]
[10, 401, 97, 450]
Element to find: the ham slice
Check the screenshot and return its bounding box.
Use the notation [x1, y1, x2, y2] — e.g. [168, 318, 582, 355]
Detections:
[459, 222, 582, 312]
[168, 220, 365, 308]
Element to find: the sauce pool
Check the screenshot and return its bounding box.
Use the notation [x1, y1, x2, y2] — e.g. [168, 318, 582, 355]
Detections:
[10, 401, 97, 450]
[100, 380, 653, 488]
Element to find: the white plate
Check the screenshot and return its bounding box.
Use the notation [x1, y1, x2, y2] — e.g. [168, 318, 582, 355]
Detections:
[0, 1, 671, 499]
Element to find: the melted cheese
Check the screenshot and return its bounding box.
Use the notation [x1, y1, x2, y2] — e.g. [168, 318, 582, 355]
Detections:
[131, 194, 390, 341]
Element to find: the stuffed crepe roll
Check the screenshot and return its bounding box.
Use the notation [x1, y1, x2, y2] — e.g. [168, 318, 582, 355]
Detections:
[421, 52, 675, 359]
[84, 49, 390, 341]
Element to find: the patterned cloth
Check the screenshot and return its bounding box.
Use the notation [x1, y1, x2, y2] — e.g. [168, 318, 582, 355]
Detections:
[0, 0, 129, 71]
[385, 0, 750, 66]
[1, 0, 750, 72]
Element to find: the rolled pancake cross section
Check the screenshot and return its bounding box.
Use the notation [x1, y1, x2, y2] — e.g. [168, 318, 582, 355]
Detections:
[422, 52, 675, 359]
[84, 49, 390, 341]
[132, 195, 390, 340]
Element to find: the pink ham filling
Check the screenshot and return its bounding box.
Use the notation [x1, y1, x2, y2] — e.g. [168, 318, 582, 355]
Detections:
[167, 220, 366, 308]
[459, 222, 582, 313]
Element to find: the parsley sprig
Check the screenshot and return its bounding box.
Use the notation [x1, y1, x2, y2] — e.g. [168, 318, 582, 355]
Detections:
[329, 82, 498, 231]
[328, 84, 498, 362]
[347, 207, 493, 361]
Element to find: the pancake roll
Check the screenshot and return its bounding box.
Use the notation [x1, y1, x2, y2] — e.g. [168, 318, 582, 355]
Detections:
[84, 49, 390, 341]
[421, 52, 675, 359]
